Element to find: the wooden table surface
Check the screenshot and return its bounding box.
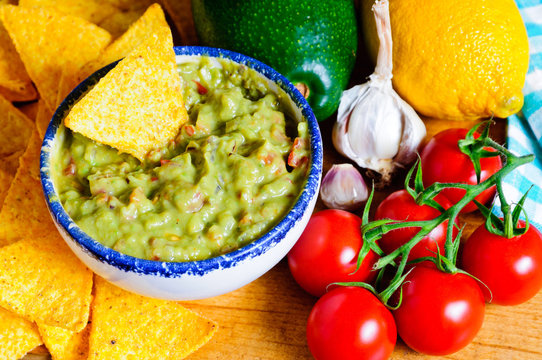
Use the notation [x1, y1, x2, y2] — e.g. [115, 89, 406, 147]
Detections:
[167, 2, 542, 359]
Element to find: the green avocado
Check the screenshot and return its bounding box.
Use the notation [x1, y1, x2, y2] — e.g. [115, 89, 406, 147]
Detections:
[191, 0, 358, 121]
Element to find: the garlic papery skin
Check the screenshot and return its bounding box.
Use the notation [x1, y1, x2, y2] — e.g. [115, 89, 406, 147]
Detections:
[320, 163, 368, 211]
[332, 0, 426, 185]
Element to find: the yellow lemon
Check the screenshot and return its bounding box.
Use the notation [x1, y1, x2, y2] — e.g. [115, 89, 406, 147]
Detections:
[361, 0, 529, 120]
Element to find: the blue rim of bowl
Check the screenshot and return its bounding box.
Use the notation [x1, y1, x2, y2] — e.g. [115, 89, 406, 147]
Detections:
[40, 46, 323, 277]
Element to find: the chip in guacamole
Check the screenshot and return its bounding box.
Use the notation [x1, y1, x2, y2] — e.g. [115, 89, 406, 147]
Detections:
[77, 3, 170, 83]
[64, 21, 188, 161]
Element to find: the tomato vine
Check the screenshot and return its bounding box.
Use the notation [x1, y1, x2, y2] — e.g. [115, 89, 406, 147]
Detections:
[344, 122, 535, 307]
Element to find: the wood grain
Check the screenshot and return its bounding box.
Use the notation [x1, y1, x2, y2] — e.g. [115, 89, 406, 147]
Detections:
[185, 264, 542, 360]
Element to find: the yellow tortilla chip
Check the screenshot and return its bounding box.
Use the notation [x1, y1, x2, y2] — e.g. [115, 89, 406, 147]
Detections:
[0, 230, 93, 331]
[36, 99, 54, 139]
[20, 0, 154, 39]
[0, 97, 31, 210]
[0, 168, 11, 210]
[97, 5, 149, 38]
[65, 24, 188, 161]
[55, 63, 80, 109]
[89, 276, 217, 360]
[0, 166, 14, 211]
[0, 128, 55, 246]
[0, 93, 33, 157]
[0, 131, 94, 330]
[0, 150, 22, 210]
[0, 150, 22, 175]
[0, 5, 112, 110]
[38, 323, 90, 360]
[19, 0, 119, 25]
[79, 3, 170, 82]
[0, 21, 37, 102]
[0, 307, 43, 360]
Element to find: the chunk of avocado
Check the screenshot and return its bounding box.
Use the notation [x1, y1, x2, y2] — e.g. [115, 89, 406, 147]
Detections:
[191, 0, 358, 121]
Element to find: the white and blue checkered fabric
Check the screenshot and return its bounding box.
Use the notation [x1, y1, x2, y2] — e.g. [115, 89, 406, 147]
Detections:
[493, 0, 542, 230]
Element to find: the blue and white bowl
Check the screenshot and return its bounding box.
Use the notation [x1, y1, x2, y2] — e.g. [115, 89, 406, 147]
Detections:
[40, 46, 323, 300]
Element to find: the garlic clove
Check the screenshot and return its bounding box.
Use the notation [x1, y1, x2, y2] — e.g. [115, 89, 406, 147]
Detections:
[332, 0, 426, 186]
[320, 163, 368, 211]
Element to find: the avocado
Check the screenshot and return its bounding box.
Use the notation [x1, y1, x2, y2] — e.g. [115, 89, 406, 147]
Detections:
[191, 0, 358, 121]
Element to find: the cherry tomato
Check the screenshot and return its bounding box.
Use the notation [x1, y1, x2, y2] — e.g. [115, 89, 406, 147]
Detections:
[287, 209, 379, 297]
[307, 286, 396, 360]
[420, 128, 502, 213]
[460, 220, 542, 305]
[374, 190, 457, 261]
[393, 265, 485, 356]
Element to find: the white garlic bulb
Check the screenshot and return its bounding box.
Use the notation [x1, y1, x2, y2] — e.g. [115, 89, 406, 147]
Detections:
[320, 163, 368, 211]
[332, 0, 426, 185]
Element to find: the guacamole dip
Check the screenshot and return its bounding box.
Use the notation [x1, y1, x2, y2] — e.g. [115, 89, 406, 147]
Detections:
[53, 56, 310, 262]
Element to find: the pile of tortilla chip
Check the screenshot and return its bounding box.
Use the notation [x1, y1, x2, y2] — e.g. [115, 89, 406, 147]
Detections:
[0, 1, 216, 359]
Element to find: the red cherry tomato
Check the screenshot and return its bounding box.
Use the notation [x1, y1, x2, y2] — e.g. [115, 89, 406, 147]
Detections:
[287, 209, 379, 297]
[460, 220, 542, 305]
[307, 286, 396, 360]
[374, 190, 457, 261]
[420, 128, 502, 213]
[393, 265, 485, 356]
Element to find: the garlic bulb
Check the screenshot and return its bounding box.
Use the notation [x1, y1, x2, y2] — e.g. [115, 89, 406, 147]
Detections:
[320, 163, 368, 211]
[332, 0, 426, 185]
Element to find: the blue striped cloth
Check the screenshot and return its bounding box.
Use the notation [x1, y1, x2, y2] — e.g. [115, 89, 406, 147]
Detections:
[493, 0, 542, 230]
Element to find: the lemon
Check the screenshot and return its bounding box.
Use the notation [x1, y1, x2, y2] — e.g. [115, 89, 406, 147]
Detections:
[361, 0, 529, 120]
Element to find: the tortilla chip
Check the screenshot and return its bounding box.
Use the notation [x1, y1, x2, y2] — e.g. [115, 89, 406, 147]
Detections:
[0, 228, 93, 331]
[36, 99, 54, 139]
[0, 128, 55, 246]
[0, 150, 22, 175]
[75, 3, 169, 93]
[0, 21, 37, 102]
[19, 0, 119, 25]
[0, 166, 13, 211]
[0, 168, 11, 209]
[0, 93, 33, 157]
[0, 149, 23, 210]
[0, 5, 112, 110]
[88, 276, 217, 360]
[19, 0, 154, 39]
[97, 5, 149, 38]
[0, 130, 94, 330]
[54, 63, 79, 109]
[0, 307, 43, 360]
[38, 323, 90, 360]
[54, 3, 169, 98]
[65, 24, 188, 161]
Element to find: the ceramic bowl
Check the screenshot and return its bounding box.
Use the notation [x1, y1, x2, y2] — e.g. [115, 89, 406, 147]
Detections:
[40, 46, 323, 300]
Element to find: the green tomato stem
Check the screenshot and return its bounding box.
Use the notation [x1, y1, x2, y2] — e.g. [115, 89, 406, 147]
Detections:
[363, 133, 534, 307]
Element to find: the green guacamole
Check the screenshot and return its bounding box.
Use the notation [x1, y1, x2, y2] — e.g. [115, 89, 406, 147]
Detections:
[53, 57, 310, 262]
